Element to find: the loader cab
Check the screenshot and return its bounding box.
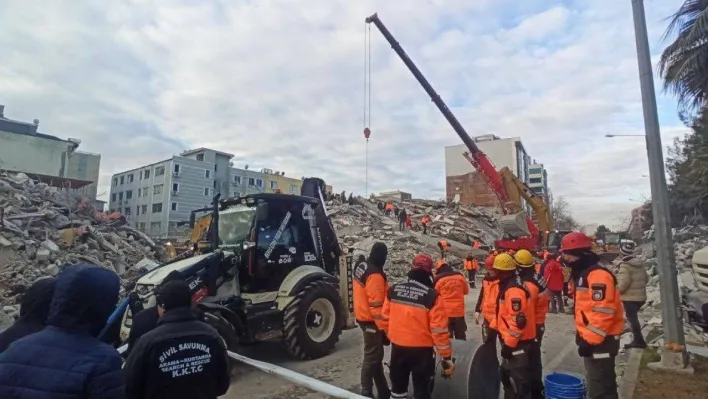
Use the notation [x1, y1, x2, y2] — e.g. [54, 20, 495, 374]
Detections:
[546, 230, 572, 253]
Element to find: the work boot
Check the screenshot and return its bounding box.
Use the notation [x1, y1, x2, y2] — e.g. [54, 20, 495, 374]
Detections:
[361, 389, 374, 398]
[624, 340, 647, 349]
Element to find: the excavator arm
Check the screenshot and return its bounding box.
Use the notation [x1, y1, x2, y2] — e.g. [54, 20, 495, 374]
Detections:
[499, 167, 548, 246]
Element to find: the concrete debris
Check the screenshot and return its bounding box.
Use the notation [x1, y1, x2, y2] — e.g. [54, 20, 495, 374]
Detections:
[0, 172, 161, 307]
[329, 199, 500, 283]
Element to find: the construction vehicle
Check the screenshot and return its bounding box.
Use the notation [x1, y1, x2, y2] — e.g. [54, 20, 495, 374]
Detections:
[365, 13, 567, 252]
[119, 178, 352, 360]
[685, 246, 708, 331]
[592, 232, 621, 261]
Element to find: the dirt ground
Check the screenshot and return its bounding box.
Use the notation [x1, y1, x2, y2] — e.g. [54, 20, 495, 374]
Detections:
[634, 352, 708, 399]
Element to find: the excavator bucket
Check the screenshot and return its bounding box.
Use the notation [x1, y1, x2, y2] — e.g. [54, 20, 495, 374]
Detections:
[498, 212, 531, 237]
[410, 338, 500, 398]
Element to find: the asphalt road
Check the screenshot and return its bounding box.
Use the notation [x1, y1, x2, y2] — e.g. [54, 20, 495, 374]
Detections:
[221, 286, 584, 398]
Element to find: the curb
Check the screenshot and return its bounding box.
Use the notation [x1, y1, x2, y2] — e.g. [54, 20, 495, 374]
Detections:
[617, 325, 654, 399]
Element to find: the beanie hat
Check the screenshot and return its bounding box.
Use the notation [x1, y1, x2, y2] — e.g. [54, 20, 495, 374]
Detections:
[620, 243, 635, 256]
[369, 242, 388, 268]
[156, 280, 192, 311]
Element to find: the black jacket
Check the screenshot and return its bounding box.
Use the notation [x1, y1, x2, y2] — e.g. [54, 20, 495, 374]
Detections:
[0, 277, 56, 353]
[124, 307, 231, 399]
[126, 306, 160, 355]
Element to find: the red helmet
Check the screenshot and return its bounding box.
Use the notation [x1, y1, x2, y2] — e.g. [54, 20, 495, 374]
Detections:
[484, 254, 495, 270]
[561, 232, 593, 252]
[412, 254, 434, 273]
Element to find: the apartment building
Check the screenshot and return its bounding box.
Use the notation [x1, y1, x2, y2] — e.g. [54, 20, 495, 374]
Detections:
[528, 163, 549, 202]
[376, 190, 413, 202]
[445, 134, 533, 209]
[0, 105, 102, 207]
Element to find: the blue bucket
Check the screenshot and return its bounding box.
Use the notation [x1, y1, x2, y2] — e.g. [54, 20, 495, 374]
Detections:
[544, 373, 586, 399]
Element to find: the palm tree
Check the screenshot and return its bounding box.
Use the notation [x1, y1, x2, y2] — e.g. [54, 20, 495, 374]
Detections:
[659, 0, 708, 115]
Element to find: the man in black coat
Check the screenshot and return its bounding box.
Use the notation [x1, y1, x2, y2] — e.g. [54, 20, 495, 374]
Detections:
[124, 280, 231, 399]
[0, 277, 56, 353]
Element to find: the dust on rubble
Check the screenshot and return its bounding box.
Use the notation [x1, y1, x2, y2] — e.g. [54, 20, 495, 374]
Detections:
[0, 172, 162, 318]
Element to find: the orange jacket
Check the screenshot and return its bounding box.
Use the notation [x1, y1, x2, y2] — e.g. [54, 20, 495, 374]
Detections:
[385, 203, 393, 211]
[433, 266, 469, 318]
[422, 216, 430, 224]
[475, 277, 500, 329]
[573, 265, 624, 345]
[352, 260, 388, 330]
[497, 280, 534, 348]
[380, 280, 452, 358]
[464, 258, 479, 271]
[473, 241, 480, 248]
[521, 275, 548, 325]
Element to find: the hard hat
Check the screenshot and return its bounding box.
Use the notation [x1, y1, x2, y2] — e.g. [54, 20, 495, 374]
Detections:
[493, 253, 517, 271]
[514, 249, 534, 267]
[484, 254, 495, 270]
[560, 232, 593, 252]
[412, 254, 434, 273]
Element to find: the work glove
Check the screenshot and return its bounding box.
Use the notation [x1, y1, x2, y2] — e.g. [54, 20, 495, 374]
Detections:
[500, 345, 514, 360]
[440, 357, 456, 378]
[382, 334, 390, 347]
[577, 338, 594, 357]
[474, 312, 481, 325]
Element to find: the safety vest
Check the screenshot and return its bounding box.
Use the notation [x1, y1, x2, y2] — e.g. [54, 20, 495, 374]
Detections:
[573, 264, 624, 349]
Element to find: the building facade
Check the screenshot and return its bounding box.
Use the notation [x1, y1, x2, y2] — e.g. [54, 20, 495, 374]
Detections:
[0, 105, 102, 206]
[109, 148, 328, 238]
[445, 135, 533, 208]
[375, 190, 413, 202]
[528, 163, 549, 202]
[627, 202, 652, 241]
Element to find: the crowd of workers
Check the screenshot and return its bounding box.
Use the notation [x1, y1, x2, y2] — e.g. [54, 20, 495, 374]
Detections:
[353, 231, 649, 399]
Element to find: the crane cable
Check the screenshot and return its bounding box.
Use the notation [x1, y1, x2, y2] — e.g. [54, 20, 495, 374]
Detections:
[363, 23, 371, 134]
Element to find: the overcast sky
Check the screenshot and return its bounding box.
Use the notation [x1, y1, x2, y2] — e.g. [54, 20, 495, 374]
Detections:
[0, 0, 688, 230]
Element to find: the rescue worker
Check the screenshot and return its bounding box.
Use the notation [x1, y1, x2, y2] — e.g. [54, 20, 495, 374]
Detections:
[385, 202, 394, 216]
[514, 250, 547, 399]
[561, 232, 623, 399]
[494, 254, 535, 399]
[124, 280, 231, 399]
[380, 254, 454, 399]
[352, 242, 391, 399]
[463, 252, 479, 288]
[421, 215, 431, 235]
[406, 214, 413, 229]
[433, 260, 470, 339]
[544, 253, 565, 313]
[398, 208, 407, 232]
[437, 239, 450, 260]
[474, 254, 500, 351]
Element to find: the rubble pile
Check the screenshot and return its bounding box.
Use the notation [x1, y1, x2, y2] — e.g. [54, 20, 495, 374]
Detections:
[329, 199, 500, 282]
[0, 172, 160, 311]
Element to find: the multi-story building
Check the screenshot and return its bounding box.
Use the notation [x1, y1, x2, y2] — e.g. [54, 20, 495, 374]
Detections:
[528, 163, 549, 202]
[375, 190, 413, 202]
[628, 202, 652, 241]
[445, 134, 533, 209]
[109, 148, 328, 238]
[0, 105, 102, 207]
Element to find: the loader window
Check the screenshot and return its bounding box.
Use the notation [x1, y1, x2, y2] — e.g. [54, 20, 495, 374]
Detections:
[218, 206, 256, 247]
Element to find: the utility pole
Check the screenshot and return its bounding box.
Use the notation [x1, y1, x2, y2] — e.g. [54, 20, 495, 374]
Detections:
[630, 0, 689, 369]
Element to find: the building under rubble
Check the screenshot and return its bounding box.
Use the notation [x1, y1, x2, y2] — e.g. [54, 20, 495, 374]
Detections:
[0, 105, 103, 210]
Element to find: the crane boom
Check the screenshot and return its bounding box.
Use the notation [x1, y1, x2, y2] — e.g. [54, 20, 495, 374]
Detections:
[364, 13, 509, 206]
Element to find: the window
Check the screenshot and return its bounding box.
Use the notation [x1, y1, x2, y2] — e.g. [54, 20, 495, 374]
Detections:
[128, 174, 134, 183]
[113, 178, 118, 186]
[138, 188, 141, 197]
[213, 180, 217, 189]
[248, 177, 255, 186]
[139, 171, 143, 180]
[137, 222, 146, 231]
[154, 184, 163, 195]
[233, 176, 241, 184]
[124, 207, 131, 216]
[126, 190, 133, 200]
[196, 153, 205, 162]
[136, 206, 140, 216]
[171, 202, 178, 211]
[141, 205, 148, 214]
[111, 193, 117, 202]
[531, 186, 543, 193]
[144, 169, 150, 179]
[152, 203, 163, 213]
[120, 176, 124, 185]
[118, 192, 124, 201]
[529, 177, 542, 184]
[270, 181, 277, 189]
[155, 166, 165, 177]
[173, 164, 180, 174]
[204, 188, 210, 196]
[233, 191, 239, 197]
[530, 168, 542, 175]
[205, 170, 211, 179]
[291, 184, 298, 193]
[150, 222, 161, 233]
[142, 187, 149, 197]
[256, 179, 264, 188]
[214, 164, 218, 172]
[172, 183, 179, 193]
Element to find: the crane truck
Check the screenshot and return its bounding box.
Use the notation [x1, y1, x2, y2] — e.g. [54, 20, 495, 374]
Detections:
[365, 13, 569, 252]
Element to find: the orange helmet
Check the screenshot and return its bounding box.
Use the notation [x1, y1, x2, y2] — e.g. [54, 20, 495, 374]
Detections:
[561, 232, 593, 252]
[484, 254, 495, 270]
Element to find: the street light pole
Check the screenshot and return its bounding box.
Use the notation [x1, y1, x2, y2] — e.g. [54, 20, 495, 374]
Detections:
[630, 0, 688, 369]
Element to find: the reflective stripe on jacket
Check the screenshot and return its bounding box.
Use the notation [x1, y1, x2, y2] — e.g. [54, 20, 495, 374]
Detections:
[573, 265, 624, 345]
[352, 261, 388, 330]
[380, 280, 452, 358]
[433, 266, 470, 318]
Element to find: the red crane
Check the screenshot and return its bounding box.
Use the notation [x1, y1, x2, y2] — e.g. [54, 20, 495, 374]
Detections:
[365, 13, 540, 251]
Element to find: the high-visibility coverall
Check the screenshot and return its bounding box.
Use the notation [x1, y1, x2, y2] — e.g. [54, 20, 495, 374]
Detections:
[380, 280, 451, 399]
[352, 260, 390, 397]
[434, 265, 470, 340]
[573, 265, 624, 399]
[497, 279, 534, 399]
[464, 257, 479, 287]
[474, 276, 500, 346]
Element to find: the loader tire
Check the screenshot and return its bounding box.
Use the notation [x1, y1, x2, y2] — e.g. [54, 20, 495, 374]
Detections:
[283, 280, 343, 360]
[203, 311, 240, 371]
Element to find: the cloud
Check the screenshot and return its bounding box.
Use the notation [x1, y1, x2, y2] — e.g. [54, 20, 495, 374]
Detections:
[0, 0, 689, 228]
